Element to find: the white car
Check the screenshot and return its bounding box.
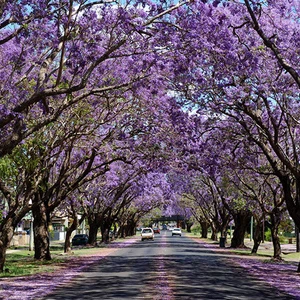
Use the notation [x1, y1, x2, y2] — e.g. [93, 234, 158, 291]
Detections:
[141, 228, 154, 241]
[172, 228, 182, 236]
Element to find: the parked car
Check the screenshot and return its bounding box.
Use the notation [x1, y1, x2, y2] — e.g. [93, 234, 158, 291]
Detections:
[153, 228, 160, 234]
[141, 228, 154, 241]
[72, 234, 89, 246]
[171, 228, 182, 236]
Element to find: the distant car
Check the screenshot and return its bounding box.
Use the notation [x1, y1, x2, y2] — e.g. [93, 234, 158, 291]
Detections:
[153, 228, 160, 234]
[72, 234, 89, 246]
[141, 228, 154, 241]
[172, 228, 182, 236]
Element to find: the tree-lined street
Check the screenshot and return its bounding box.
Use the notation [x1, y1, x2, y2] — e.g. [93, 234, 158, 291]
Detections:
[42, 233, 294, 299]
[1, 0, 300, 297]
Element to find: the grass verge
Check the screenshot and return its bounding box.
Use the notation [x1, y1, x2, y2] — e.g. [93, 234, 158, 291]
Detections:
[1, 250, 67, 278]
[185, 232, 300, 262]
[1, 243, 110, 278]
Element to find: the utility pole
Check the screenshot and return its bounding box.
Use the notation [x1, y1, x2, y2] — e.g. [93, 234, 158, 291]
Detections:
[29, 217, 34, 251]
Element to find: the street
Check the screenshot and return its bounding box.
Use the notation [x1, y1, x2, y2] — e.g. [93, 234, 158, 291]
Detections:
[42, 231, 295, 299]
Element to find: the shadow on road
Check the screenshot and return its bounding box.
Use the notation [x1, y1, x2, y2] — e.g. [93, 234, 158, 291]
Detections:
[42, 236, 295, 300]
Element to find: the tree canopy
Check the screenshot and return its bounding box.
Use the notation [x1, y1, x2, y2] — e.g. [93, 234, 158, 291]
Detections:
[1, 0, 300, 273]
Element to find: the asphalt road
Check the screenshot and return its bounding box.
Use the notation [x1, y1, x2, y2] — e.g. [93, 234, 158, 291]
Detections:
[42, 231, 295, 300]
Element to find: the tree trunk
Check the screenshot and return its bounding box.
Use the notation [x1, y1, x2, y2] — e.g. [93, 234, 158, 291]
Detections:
[231, 211, 251, 248]
[270, 211, 282, 260]
[112, 223, 118, 238]
[126, 219, 136, 236]
[127, 224, 136, 236]
[0, 218, 16, 272]
[100, 219, 111, 244]
[64, 219, 78, 253]
[279, 175, 300, 271]
[123, 225, 129, 238]
[101, 227, 110, 243]
[87, 213, 102, 245]
[271, 233, 282, 260]
[186, 222, 193, 233]
[119, 225, 126, 238]
[210, 224, 218, 241]
[200, 221, 209, 238]
[32, 203, 51, 260]
[88, 223, 99, 245]
[220, 226, 228, 238]
[0, 243, 8, 273]
[252, 219, 263, 254]
[64, 213, 86, 253]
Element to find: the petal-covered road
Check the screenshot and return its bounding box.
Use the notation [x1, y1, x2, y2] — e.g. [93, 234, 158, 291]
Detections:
[1, 233, 298, 299]
[37, 232, 295, 300]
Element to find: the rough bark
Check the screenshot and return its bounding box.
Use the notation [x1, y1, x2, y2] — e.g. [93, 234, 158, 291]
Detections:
[101, 227, 110, 243]
[126, 219, 136, 237]
[220, 226, 228, 238]
[32, 203, 51, 260]
[270, 211, 282, 260]
[231, 211, 251, 248]
[112, 223, 118, 238]
[210, 224, 218, 241]
[88, 224, 99, 246]
[87, 212, 103, 245]
[119, 225, 126, 238]
[186, 222, 193, 233]
[64, 213, 86, 253]
[64, 219, 78, 253]
[279, 175, 300, 271]
[296, 227, 300, 253]
[200, 221, 209, 238]
[100, 218, 112, 244]
[251, 219, 263, 254]
[271, 233, 282, 260]
[0, 244, 7, 273]
[0, 218, 15, 272]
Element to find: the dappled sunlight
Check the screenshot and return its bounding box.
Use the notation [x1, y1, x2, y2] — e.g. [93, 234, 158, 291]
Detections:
[0, 235, 297, 299]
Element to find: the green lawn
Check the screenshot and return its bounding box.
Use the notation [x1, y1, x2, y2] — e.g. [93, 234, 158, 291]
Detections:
[1, 250, 67, 277]
[185, 232, 300, 262]
[2, 243, 109, 278]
